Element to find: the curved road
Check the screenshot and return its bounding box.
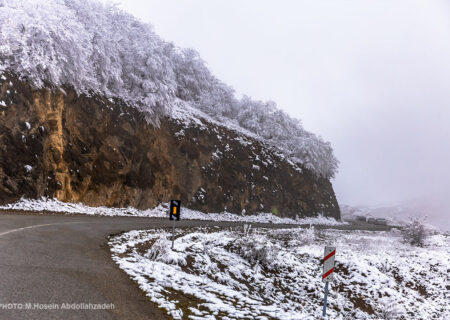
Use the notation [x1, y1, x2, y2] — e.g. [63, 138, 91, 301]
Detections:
[0, 213, 392, 319]
[0, 213, 297, 320]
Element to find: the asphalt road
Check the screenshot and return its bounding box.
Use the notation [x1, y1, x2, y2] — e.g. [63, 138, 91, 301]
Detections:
[0, 213, 393, 319]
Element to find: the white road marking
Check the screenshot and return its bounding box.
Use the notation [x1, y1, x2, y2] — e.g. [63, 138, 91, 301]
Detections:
[0, 222, 86, 237]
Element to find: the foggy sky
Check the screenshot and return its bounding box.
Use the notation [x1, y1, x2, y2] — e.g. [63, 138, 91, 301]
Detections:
[104, 0, 450, 214]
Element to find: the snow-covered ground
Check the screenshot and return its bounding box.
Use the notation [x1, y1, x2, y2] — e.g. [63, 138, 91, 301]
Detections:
[109, 227, 449, 320]
[0, 197, 345, 226]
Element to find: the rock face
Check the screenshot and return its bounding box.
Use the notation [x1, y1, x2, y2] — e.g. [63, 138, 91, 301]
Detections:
[0, 74, 340, 219]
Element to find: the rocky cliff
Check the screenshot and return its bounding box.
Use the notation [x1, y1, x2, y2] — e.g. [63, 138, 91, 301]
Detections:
[0, 73, 340, 219]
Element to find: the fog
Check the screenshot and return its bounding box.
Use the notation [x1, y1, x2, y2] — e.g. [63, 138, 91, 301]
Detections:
[104, 0, 450, 226]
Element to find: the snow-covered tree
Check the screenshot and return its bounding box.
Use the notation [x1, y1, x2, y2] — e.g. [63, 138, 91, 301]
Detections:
[401, 217, 428, 246]
[0, 0, 338, 178]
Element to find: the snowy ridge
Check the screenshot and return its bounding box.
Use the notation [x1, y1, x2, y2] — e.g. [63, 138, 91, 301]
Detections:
[0, 197, 345, 226]
[109, 227, 449, 319]
[170, 101, 304, 172]
[0, 0, 338, 178]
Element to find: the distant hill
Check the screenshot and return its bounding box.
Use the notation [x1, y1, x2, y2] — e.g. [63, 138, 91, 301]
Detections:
[341, 201, 449, 231]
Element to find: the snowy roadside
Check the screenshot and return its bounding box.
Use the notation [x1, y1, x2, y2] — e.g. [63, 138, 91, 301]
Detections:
[109, 227, 449, 320]
[0, 197, 346, 226]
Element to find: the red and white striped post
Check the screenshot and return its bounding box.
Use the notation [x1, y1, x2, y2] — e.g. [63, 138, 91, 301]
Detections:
[322, 246, 336, 317]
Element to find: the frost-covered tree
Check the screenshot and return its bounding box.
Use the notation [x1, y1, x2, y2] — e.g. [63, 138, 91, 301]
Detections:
[401, 217, 428, 246]
[0, 0, 338, 178]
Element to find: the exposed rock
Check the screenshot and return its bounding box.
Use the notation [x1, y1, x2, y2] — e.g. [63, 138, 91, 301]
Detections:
[0, 74, 340, 219]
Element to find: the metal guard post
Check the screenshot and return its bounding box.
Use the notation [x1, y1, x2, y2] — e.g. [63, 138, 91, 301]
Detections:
[322, 281, 329, 317]
[171, 219, 175, 250]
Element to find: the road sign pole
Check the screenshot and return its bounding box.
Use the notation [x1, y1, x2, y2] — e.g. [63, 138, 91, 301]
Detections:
[171, 218, 175, 250]
[169, 200, 181, 251]
[322, 281, 329, 317]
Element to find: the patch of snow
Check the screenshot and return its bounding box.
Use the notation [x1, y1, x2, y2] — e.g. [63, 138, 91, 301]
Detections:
[174, 129, 185, 138]
[235, 136, 251, 147]
[211, 149, 222, 160]
[0, 197, 346, 226]
[195, 188, 207, 202]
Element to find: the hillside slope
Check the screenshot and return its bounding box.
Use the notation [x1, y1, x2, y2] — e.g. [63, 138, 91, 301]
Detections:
[110, 227, 449, 319]
[0, 0, 338, 179]
[0, 74, 339, 218]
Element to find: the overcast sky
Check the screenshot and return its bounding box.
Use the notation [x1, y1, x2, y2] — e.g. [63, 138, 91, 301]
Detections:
[105, 0, 450, 212]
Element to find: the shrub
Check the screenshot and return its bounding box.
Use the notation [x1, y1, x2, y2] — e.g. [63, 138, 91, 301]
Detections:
[145, 236, 170, 261]
[145, 235, 187, 265]
[271, 207, 279, 216]
[243, 224, 252, 237]
[299, 225, 315, 245]
[234, 235, 278, 268]
[377, 297, 406, 319]
[271, 227, 315, 245]
[401, 217, 427, 246]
